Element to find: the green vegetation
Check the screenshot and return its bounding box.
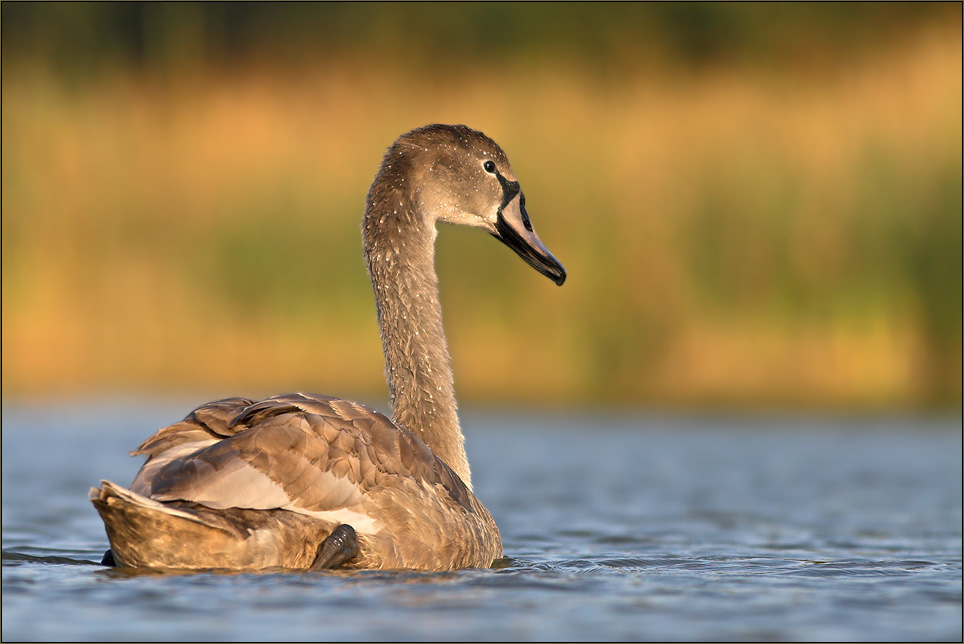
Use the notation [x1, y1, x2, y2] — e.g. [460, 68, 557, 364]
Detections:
[2, 3, 961, 409]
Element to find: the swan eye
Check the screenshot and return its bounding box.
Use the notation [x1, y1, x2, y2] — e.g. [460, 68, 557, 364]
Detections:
[483, 160, 496, 173]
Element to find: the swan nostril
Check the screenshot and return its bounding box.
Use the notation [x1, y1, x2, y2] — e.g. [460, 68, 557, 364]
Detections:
[522, 211, 533, 232]
[520, 196, 533, 232]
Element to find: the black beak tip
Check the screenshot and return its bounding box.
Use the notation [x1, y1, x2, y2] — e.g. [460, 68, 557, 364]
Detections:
[552, 267, 567, 286]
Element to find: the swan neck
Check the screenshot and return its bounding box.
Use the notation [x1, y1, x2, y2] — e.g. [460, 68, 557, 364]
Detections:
[363, 205, 471, 488]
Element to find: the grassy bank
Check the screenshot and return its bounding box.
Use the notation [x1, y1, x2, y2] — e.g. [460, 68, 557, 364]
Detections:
[2, 7, 960, 409]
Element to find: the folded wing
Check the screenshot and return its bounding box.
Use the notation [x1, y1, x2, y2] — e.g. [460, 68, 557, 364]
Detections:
[126, 393, 475, 536]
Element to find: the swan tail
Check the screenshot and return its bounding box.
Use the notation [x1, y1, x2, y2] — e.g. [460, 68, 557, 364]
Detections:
[89, 481, 327, 570]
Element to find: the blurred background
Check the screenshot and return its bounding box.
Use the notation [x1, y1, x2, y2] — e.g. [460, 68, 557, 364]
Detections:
[2, 2, 961, 410]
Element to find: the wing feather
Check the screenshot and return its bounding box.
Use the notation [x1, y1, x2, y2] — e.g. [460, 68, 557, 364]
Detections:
[125, 393, 478, 536]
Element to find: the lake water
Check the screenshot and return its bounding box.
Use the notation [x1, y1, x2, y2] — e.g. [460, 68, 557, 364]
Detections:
[2, 400, 961, 642]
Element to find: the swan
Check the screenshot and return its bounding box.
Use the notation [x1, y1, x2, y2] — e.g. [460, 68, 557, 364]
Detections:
[90, 124, 566, 571]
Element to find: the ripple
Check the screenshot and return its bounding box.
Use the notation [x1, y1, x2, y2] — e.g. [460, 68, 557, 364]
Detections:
[3, 408, 961, 642]
[2, 549, 99, 566]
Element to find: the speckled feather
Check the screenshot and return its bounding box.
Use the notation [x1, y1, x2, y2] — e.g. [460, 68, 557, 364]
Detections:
[88, 124, 556, 572]
[94, 393, 499, 570]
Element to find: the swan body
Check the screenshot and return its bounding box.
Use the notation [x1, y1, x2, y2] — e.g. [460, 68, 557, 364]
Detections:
[90, 124, 566, 571]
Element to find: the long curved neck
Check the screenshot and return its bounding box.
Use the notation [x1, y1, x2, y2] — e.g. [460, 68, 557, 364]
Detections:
[362, 194, 472, 489]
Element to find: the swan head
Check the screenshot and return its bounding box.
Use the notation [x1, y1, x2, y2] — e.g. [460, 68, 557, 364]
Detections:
[395, 124, 567, 286]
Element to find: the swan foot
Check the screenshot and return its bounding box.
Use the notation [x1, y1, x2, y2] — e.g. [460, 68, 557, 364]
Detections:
[100, 549, 116, 567]
[310, 524, 358, 570]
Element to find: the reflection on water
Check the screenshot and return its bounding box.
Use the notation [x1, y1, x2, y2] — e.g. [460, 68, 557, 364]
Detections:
[2, 402, 961, 641]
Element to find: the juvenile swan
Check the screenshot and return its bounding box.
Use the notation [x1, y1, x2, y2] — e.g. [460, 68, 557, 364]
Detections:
[90, 124, 566, 571]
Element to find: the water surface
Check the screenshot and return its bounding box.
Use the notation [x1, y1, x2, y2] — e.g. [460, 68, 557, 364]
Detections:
[2, 401, 961, 641]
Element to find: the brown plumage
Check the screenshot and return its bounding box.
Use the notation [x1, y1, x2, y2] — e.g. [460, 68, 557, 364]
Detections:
[90, 124, 565, 571]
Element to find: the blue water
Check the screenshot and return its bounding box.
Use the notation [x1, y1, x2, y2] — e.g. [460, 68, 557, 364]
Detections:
[2, 400, 961, 641]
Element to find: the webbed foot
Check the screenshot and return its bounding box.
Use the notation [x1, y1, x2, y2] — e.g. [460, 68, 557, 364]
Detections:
[310, 524, 358, 570]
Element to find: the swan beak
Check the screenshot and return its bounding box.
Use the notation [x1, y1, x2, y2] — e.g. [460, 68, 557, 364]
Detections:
[493, 192, 567, 286]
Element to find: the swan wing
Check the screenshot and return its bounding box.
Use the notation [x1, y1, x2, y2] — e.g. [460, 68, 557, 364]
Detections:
[128, 393, 473, 533]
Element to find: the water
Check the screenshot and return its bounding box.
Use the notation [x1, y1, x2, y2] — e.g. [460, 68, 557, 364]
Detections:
[2, 400, 961, 641]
